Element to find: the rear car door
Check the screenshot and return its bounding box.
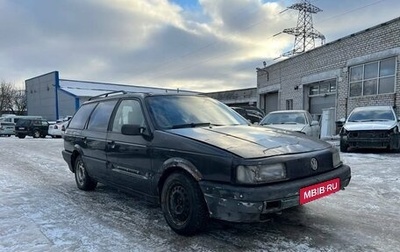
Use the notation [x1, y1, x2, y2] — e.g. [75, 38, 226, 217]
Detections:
[106, 99, 152, 194]
[82, 100, 118, 182]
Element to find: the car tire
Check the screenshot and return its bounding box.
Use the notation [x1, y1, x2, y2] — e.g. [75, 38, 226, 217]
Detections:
[33, 130, 40, 138]
[74, 155, 97, 191]
[17, 134, 26, 139]
[340, 139, 348, 152]
[161, 172, 209, 236]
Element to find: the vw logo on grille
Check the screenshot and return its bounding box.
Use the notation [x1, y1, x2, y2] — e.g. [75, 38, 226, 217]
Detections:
[310, 158, 318, 171]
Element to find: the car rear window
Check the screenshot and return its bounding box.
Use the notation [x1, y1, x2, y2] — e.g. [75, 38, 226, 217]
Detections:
[69, 103, 97, 129]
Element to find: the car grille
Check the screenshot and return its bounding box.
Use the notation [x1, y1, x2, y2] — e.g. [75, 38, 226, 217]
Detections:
[348, 130, 390, 139]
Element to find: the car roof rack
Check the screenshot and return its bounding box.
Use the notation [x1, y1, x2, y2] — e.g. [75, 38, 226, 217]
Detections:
[88, 90, 128, 101]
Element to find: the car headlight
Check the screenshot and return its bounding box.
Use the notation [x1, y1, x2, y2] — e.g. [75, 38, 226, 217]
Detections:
[332, 149, 342, 168]
[236, 163, 286, 184]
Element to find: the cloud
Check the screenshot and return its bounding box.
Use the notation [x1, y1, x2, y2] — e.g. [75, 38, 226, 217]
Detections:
[1, 0, 398, 92]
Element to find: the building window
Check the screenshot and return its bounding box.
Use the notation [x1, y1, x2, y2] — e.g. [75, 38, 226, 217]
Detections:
[349, 57, 396, 97]
[309, 79, 336, 96]
[286, 99, 293, 110]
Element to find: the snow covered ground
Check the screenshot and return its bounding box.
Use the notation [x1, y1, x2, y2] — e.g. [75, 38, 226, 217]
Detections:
[0, 137, 399, 252]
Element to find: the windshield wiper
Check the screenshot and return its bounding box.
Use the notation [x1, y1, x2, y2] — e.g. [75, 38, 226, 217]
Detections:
[359, 119, 391, 122]
[171, 122, 211, 129]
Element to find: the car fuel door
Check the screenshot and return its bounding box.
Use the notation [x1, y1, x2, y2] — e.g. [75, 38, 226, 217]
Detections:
[106, 99, 152, 195]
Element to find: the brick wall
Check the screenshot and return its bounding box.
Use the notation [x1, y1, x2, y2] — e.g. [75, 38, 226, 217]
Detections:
[258, 17, 400, 119]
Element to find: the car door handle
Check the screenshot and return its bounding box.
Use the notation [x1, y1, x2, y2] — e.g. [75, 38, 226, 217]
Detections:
[108, 141, 116, 149]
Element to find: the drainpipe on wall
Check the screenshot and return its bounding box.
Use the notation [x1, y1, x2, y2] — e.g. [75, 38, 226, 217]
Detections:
[54, 71, 60, 120]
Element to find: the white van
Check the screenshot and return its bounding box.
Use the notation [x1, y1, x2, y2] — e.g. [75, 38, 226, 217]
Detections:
[0, 121, 15, 136]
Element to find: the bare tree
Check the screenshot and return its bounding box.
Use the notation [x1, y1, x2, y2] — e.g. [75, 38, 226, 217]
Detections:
[0, 81, 13, 114]
[0, 81, 27, 115]
[11, 89, 27, 115]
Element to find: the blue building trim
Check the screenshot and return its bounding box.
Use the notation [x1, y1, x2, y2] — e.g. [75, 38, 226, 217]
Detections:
[75, 98, 80, 111]
[54, 71, 60, 120]
[57, 85, 81, 113]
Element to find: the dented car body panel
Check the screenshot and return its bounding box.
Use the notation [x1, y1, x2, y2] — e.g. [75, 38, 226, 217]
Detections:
[340, 106, 400, 151]
[200, 164, 351, 222]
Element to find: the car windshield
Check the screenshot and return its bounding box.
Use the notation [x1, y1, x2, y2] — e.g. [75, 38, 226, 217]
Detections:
[260, 112, 306, 125]
[15, 119, 30, 127]
[348, 109, 395, 122]
[146, 95, 249, 129]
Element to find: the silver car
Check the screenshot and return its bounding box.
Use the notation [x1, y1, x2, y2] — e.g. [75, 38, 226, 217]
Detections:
[0, 121, 15, 137]
[260, 110, 320, 139]
[339, 106, 400, 152]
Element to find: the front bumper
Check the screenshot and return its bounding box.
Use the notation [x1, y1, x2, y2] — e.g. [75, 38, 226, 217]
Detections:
[341, 132, 400, 149]
[199, 164, 351, 223]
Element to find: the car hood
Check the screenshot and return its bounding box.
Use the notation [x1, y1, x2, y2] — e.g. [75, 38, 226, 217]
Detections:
[166, 125, 330, 159]
[343, 121, 397, 131]
[262, 124, 305, 132]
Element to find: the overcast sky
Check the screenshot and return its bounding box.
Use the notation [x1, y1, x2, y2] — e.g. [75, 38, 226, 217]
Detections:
[1, 0, 399, 92]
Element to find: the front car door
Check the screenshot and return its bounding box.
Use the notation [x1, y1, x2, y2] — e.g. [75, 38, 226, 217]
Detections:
[106, 99, 152, 195]
[305, 111, 320, 138]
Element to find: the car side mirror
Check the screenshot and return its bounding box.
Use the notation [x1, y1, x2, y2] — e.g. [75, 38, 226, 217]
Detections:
[121, 124, 143, 135]
[311, 120, 319, 126]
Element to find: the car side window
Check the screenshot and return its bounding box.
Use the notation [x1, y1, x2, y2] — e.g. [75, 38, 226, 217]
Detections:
[87, 100, 118, 132]
[112, 99, 145, 133]
[69, 103, 97, 129]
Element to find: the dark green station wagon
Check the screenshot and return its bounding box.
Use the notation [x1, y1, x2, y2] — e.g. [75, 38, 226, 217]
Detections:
[62, 91, 351, 235]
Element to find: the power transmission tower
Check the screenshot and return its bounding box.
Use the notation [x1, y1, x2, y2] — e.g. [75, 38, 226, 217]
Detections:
[277, 0, 325, 58]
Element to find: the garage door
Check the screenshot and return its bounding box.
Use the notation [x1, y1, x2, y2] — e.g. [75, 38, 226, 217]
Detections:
[263, 92, 278, 114]
[309, 94, 335, 116]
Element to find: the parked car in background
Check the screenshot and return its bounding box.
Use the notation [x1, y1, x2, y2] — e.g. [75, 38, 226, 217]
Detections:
[231, 106, 265, 124]
[259, 110, 320, 139]
[0, 121, 15, 137]
[48, 120, 70, 138]
[339, 106, 400, 152]
[62, 91, 351, 236]
[15, 118, 49, 138]
[0, 115, 43, 125]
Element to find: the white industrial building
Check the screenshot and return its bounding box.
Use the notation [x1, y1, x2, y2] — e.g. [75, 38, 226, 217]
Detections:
[25, 71, 197, 121]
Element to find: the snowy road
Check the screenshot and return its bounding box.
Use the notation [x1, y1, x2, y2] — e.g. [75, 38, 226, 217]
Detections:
[0, 137, 399, 252]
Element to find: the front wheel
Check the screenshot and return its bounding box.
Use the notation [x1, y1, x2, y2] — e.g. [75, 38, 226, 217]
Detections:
[340, 139, 349, 152]
[74, 155, 97, 191]
[17, 134, 26, 139]
[161, 172, 209, 236]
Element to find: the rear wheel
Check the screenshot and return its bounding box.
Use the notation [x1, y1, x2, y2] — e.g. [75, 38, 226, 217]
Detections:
[161, 172, 209, 236]
[74, 155, 97, 191]
[33, 130, 40, 138]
